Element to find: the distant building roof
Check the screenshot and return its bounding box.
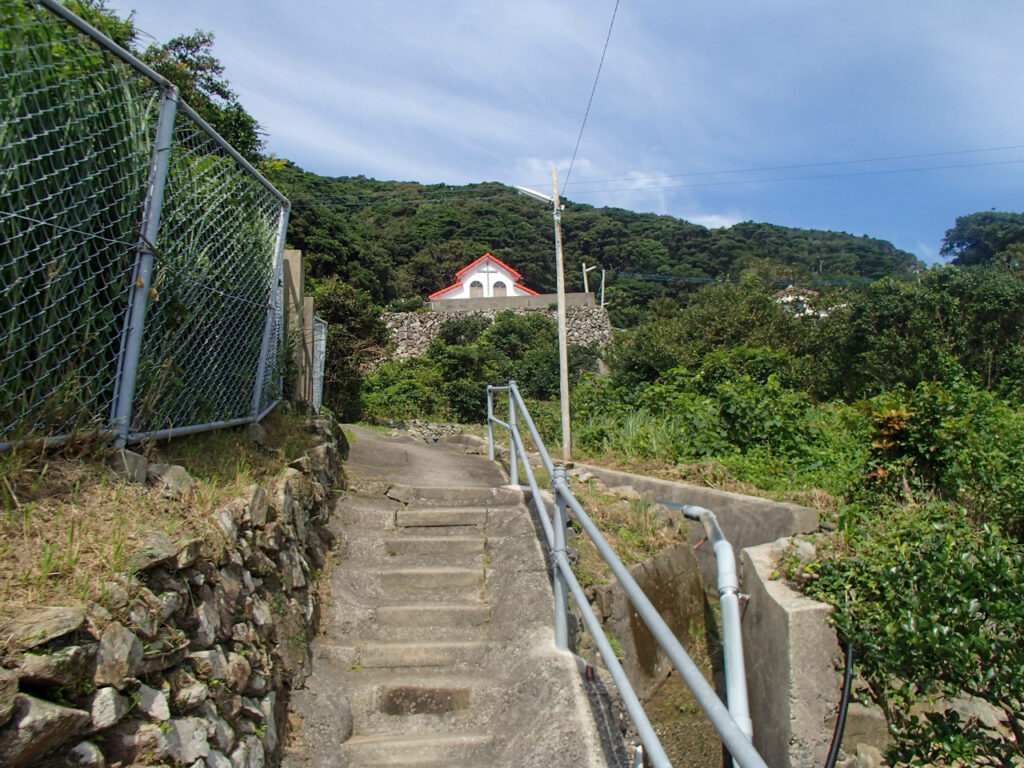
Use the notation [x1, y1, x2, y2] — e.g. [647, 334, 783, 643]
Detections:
[428, 253, 539, 300]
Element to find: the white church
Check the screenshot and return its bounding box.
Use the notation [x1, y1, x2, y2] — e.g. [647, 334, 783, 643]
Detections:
[428, 253, 539, 300]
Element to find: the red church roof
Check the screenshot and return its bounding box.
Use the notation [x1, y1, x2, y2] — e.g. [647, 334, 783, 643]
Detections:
[428, 253, 539, 299]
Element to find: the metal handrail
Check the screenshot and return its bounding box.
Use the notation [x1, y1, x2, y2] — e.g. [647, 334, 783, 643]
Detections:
[486, 381, 770, 768]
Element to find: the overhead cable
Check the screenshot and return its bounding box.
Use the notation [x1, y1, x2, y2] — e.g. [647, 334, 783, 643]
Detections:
[563, 0, 621, 194]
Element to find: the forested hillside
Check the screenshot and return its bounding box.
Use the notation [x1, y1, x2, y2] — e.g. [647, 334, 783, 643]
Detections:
[264, 162, 923, 323]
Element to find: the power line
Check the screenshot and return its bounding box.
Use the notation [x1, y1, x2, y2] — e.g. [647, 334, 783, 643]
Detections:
[563, 0, 620, 194]
[565, 157, 1024, 195]
[558, 143, 1024, 188]
[612, 271, 884, 287]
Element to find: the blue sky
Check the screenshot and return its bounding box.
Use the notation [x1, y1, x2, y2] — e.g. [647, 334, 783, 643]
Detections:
[110, 0, 1024, 264]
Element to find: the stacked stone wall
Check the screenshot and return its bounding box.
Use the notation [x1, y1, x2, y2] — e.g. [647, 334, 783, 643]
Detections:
[0, 413, 348, 768]
[384, 305, 614, 360]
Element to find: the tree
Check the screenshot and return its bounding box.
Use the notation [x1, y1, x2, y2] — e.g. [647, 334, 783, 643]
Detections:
[142, 31, 264, 161]
[309, 278, 388, 420]
[64, 0, 136, 48]
[940, 211, 1024, 267]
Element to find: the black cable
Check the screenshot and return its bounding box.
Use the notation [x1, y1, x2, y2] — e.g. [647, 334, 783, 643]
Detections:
[824, 642, 855, 768]
[563, 0, 620, 194]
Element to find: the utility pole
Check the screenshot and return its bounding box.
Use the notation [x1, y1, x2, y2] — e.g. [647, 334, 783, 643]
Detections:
[582, 262, 597, 295]
[551, 168, 571, 462]
[514, 171, 572, 462]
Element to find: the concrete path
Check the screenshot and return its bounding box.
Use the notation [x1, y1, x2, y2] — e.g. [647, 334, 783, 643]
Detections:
[283, 426, 613, 768]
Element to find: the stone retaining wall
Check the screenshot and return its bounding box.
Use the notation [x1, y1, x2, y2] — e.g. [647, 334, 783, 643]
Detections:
[0, 413, 347, 768]
[384, 305, 614, 360]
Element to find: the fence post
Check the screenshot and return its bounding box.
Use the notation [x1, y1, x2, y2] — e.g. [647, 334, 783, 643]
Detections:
[251, 205, 290, 418]
[487, 387, 495, 461]
[508, 383, 519, 487]
[111, 84, 179, 447]
[552, 465, 570, 650]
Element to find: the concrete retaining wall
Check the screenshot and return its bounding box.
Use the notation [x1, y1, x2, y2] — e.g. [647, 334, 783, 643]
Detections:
[741, 543, 842, 768]
[572, 464, 819, 590]
[587, 544, 705, 698]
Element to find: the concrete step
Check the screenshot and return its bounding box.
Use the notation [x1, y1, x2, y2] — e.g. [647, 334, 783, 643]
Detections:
[341, 672, 507, 738]
[342, 732, 495, 766]
[359, 640, 487, 669]
[396, 507, 486, 527]
[376, 603, 490, 629]
[337, 567, 485, 604]
[379, 566, 483, 591]
[389, 484, 524, 507]
[384, 534, 485, 556]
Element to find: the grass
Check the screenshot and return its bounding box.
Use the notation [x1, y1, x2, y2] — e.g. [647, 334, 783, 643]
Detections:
[569, 482, 686, 587]
[0, 408, 321, 626]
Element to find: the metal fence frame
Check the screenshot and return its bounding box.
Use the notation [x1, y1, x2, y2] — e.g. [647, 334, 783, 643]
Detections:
[1, 0, 290, 450]
[487, 381, 770, 768]
[312, 315, 327, 414]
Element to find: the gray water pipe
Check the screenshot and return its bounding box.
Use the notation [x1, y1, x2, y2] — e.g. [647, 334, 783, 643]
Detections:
[667, 502, 754, 744]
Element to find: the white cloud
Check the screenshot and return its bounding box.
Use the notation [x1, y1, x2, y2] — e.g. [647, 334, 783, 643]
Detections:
[685, 212, 745, 230]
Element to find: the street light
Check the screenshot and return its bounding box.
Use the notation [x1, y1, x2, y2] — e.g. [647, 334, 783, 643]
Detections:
[515, 168, 571, 462]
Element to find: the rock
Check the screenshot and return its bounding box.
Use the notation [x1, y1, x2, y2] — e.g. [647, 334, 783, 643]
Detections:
[192, 587, 218, 650]
[307, 443, 340, 489]
[137, 683, 170, 721]
[190, 646, 229, 683]
[226, 653, 251, 693]
[215, 567, 245, 637]
[0, 669, 17, 726]
[259, 692, 278, 753]
[856, 743, 885, 768]
[247, 486, 269, 527]
[64, 740, 105, 767]
[90, 686, 130, 729]
[206, 750, 233, 768]
[108, 449, 147, 483]
[148, 463, 196, 499]
[0, 694, 90, 768]
[609, 485, 643, 501]
[209, 714, 234, 753]
[165, 717, 211, 763]
[133, 532, 178, 572]
[2, 605, 85, 650]
[171, 671, 210, 712]
[104, 720, 169, 763]
[215, 507, 239, 542]
[93, 622, 142, 690]
[99, 581, 129, 612]
[246, 422, 268, 447]
[176, 538, 204, 569]
[278, 547, 307, 591]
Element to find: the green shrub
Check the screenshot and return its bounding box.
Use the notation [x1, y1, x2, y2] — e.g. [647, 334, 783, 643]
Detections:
[361, 358, 446, 422]
[436, 314, 492, 346]
[856, 379, 1024, 539]
[809, 503, 1024, 766]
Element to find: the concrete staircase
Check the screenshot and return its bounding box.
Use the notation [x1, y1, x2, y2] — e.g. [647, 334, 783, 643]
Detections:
[283, 428, 611, 768]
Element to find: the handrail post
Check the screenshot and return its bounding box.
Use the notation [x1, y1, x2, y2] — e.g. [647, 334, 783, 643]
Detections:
[486, 386, 495, 461]
[508, 383, 519, 486]
[551, 465, 570, 650]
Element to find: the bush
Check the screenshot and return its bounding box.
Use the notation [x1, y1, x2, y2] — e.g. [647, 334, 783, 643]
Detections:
[361, 358, 446, 422]
[855, 379, 1024, 539]
[809, 503, 1024, 766]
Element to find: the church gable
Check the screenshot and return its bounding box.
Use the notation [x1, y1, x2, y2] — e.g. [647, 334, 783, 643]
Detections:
[428, 253, 539, 300]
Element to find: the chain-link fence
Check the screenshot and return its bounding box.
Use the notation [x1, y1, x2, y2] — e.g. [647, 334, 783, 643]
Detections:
[1, 0, 289, 449]
[312, 316, 327, 414]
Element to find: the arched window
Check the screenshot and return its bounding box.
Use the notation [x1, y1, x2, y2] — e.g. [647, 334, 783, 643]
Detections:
[469, 280, 484, 298]
[493, 280, 507, 297]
